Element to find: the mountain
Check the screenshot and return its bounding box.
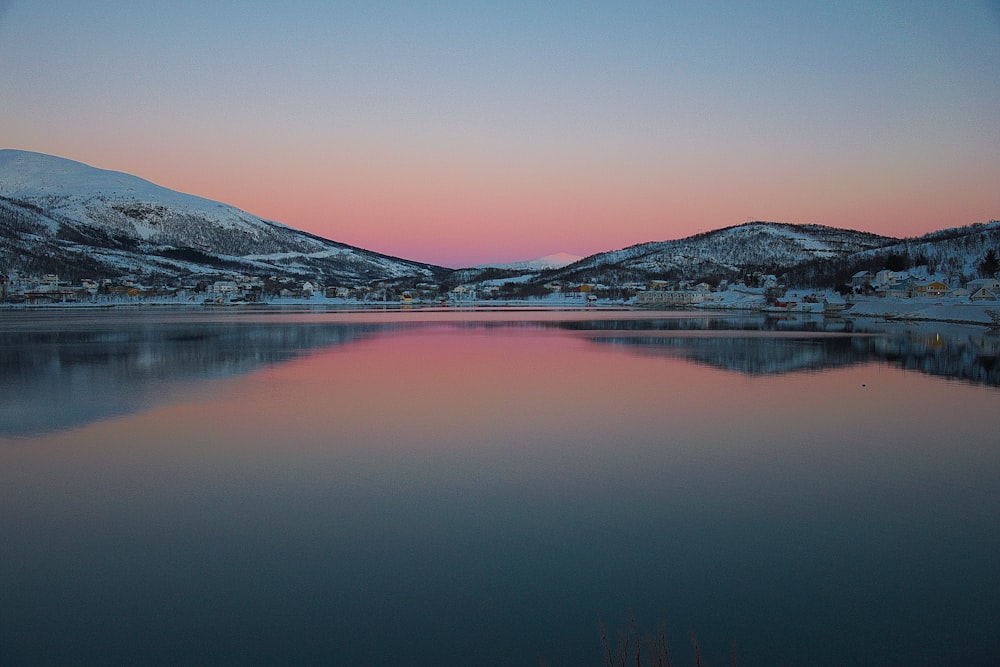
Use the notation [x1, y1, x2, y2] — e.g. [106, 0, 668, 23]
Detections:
[543, 222, 899, 286]
[476, 252, 583, 271]
[818, 221, 1000, 283]
[3, 150, 997, 293]
[501, 220, 1000, 294]
[0, 150, 445, 283]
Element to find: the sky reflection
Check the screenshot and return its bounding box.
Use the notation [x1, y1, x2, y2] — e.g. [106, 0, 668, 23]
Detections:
[1, 310, 997, 437]
[1, 311, 998, 664]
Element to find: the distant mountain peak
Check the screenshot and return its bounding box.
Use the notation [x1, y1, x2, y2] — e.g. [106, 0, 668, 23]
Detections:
[477, 252, 583, 271]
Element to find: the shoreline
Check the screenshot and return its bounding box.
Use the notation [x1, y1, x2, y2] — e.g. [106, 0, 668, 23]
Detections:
[2, 294, 998, 327]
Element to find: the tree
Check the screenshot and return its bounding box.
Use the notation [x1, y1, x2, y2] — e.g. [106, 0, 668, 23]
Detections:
[980, 249, 999, 278]
[885, 253, 907, 272]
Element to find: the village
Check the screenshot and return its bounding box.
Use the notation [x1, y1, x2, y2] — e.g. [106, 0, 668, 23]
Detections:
[2, 264, 999, 320]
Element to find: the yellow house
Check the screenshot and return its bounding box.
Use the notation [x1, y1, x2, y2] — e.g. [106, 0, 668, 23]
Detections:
[915, 280, 948, 297]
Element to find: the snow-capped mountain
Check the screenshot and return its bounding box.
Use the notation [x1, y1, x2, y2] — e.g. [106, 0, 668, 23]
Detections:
[3, 150, 997, 292]
[0, 150, 445, 283]
[546, 222, 899, 285]
[476, 252, 583, 271]
[530, 220, 1000, 291]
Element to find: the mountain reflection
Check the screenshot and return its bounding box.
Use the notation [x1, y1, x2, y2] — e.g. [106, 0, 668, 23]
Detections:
[2, 312, 997, 437]
[568, 315, 1000, 386]
[0, 318, 393, 437]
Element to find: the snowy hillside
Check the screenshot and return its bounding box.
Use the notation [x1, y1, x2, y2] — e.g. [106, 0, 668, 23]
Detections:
[0, 150, 444, 282]
[547, 221, 897, 285]
[840, 221, 1000, 281]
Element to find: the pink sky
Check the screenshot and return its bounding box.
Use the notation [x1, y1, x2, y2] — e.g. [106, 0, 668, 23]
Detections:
[2, 3, 999, 267]
[109, 139, 1000, 268]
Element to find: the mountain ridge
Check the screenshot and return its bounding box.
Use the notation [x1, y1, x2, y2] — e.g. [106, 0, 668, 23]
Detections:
[2, 150, 998, 291]
[0, 149, 445, 284]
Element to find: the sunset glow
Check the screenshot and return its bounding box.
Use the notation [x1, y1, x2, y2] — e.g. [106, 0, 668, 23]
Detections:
[2, 2, 998, 267]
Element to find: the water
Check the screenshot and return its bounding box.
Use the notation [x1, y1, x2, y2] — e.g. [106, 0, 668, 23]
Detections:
[1, 308, 998, 666]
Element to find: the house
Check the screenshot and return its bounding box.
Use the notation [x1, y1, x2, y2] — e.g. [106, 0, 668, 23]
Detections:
[880, 278, 914, 299]
[636, 289, 716, 306]
[210, 280, 238, 295]
[636, 291, 693, 305]
[823, 294, 848, 312]
[914, 279, 949, 297]
[970, 287, 998, 302]
[326, 286, 353, 298]
[967, 278, 1000, 293]
[23, 289, 77, 304]
[875, 269, 896, 286]
[851, 271, 871, 289]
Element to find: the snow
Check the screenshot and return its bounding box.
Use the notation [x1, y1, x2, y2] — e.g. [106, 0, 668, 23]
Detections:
[477, 252, 583, 270]
[762, 224, 838, 256]
[0, 149, 438, 282]
[841, 296, 996, 325]
[683, 287, 998, 325]
[242, 249, 351, 261]
[566, 221, 888, 279]
[6, 281, 999, 329]
[0, 150, 312, 247]
[479, 273, 537, 286]
[1, 150, 225, 217]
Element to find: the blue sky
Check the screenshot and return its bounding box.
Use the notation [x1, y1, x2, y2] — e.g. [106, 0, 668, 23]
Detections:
[2, 1, 999, 266]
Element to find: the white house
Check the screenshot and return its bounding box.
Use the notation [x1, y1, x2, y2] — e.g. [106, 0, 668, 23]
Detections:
[967, 278, 1000, 293]
[970, 287, 998, 302]
[851, 270, 871, 289]
[210, 280, 238, 295]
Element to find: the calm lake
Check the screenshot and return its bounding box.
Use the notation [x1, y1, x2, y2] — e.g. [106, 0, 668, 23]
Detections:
[1, 308, 998, 666]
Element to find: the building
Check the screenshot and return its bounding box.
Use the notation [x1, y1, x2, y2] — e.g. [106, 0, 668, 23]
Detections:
[636, 289, 716, 306]
[970, 287, 998, 302]
[914, 279, 949, 297]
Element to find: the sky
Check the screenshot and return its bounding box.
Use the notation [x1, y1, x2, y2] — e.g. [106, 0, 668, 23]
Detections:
[2, 1, 999, 268]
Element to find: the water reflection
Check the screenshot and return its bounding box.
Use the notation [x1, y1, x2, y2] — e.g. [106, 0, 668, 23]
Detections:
[563, 315, 1000, 385]
[1, 309, 998, 666]
[0, 313, 393, 436]
[1, 310, 997, 436]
